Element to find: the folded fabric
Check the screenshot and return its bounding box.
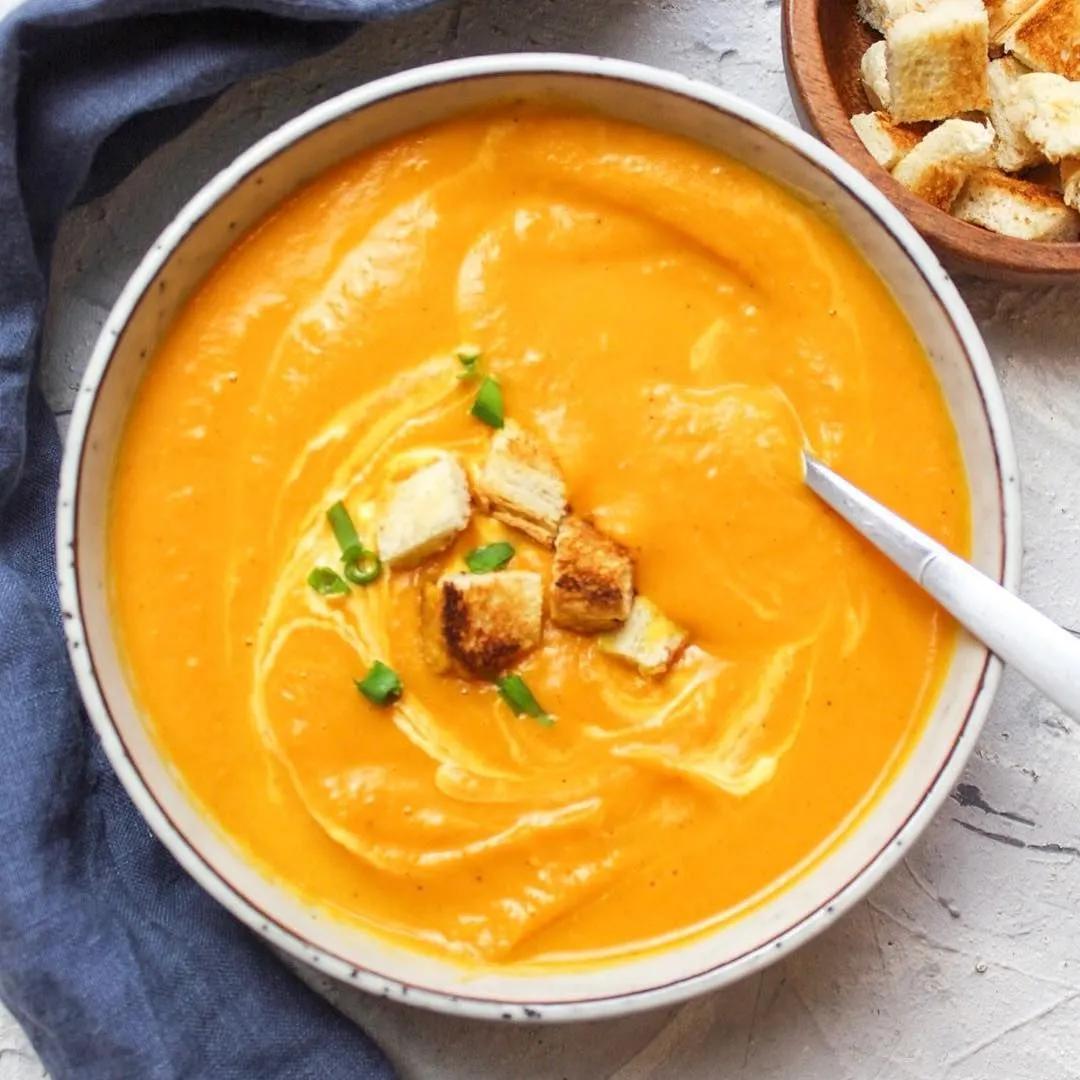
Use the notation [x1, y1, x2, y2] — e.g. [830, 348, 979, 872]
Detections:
[0, 1, 435, 1076]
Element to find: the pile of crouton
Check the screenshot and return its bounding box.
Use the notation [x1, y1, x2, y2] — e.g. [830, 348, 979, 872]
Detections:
[850, 0, 1080, 241]
[376, 421, 689, 681]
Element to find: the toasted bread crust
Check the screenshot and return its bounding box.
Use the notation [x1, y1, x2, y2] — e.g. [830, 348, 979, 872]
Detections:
[953, 166, 1080, 238]
[599, 596, 689, 677]
[986, 0, 1039, 41]
[474, 421, 568, 546]
[892, 119, 995, 210]
[851, 111, 922, 169]
[1006, 0, 1080, 79]
[968, 167, 1069, 206]
[486, 506, 559, 546]
[439, 571, 543, 674]
[887, 1, 991, 121]
[550, 516, 634, 632]
[910, 162, 977, 209]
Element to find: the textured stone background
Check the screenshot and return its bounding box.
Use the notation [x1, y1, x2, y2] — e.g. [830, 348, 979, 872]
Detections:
[5, 1, 1080, 1076]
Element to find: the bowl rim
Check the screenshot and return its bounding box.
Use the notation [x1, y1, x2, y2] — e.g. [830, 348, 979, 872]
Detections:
[780, 0, 1080, 277]
[56, 51, 1021, 1023]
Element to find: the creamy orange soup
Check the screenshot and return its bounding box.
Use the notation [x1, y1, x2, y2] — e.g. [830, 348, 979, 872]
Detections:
[109, 106, 969, 970]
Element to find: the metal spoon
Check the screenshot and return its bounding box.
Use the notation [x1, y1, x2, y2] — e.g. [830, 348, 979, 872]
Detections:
[803, 453, 1080, 720]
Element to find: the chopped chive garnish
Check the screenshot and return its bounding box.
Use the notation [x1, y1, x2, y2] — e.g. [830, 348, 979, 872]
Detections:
[496, 674, 553, 726]
[326, 500, 381, 585]
[465, 541, 515, 574]
[307, 566, 350, 596]
[471, 375, 504, 428]
[356, 661, 403, 706]
[327, 500, 364, 563]
[457, 348, 482, 380]
[343, 549, 382, 585]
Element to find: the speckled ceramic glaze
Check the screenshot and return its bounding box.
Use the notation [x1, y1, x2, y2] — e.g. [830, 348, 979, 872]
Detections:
[56, 54, 1019, 1022]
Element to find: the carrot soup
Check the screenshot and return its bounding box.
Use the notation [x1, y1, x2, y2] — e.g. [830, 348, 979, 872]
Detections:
[108, 106, 969, 969]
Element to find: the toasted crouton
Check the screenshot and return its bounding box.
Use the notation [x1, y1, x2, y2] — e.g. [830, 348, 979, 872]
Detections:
[1014, 72, 1080, 162]
[599, 597, 688, 677]
[851, 111, 923, 169]
[474, 421, 568, 546]
[438, 571, 543, 674]
[861, 42, 892, 112]
[987, 57, 1044, 171]
[376, 454, 471, 568]
[891, 118, 996, 209]
[986, 0, 1039, 43]
[886, 0, 990, 121]
[1004, 0, 1080, 80]
[550, 516, 634, 632]
[1062, 158, 1080, 209]
[953, 168, 1080, 238]
[858, 0, 934, 32]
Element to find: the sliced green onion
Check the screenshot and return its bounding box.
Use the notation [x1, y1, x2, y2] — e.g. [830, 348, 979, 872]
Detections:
[457, 348, 482, 380]
[327, 500, 381, 584]
[496, 674, 553, 726]
[465, 541, 515, 574]
[470, 375, 504, 428]
[307, 566, 350, 596]
[356, 661, 403, 706]
[343, 549, 382, 586]
[327, 500, 364, 563]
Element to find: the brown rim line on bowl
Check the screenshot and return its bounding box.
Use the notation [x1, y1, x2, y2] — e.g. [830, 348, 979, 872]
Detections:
[782, 0, 1080, 279]
[55, 54, 1020, 1022]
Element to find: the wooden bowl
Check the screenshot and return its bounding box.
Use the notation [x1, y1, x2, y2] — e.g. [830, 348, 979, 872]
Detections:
[782, 0, 1080, 278]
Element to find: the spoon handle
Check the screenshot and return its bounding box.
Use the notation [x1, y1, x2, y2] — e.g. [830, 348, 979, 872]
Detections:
[804, 454, 1080, 720]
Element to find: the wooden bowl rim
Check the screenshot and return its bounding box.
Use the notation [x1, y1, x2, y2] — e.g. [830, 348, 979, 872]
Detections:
[782, 0, 1080, 275]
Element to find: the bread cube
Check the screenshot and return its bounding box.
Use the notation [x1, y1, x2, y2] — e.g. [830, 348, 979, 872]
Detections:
[1062, 158, 1080, 210]
[892, 118, 996, 210]
[599, 597, 688, 677]
[858, 0, 934, 32]
[953, 168, 1080, 239]
[987, 57, 1044, 171]
[1004, 0, 1080, 80]
[861, 42, 892, 111]
[438, 571, 543, 674]
[376, 454, 471, 568]
[474, 420, 568, 546]
[550, 516, 634, 632]
[886, 0, 990, 121]
[851, 111, 923, 169]
[1014, 72, 1080, 162]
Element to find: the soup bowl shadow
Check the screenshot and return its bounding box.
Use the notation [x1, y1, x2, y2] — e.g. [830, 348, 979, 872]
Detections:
[57, 53, 1019, 1022]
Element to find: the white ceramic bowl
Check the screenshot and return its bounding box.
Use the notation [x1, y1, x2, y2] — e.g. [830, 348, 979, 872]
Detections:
[57, 53, 1019, 1022]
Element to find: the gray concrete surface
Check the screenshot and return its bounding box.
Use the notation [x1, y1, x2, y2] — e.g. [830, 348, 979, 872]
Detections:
[6, 1, 1080, 1077]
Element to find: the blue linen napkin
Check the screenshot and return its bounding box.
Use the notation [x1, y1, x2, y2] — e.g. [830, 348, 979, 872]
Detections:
[0, 1, 437, 1076]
